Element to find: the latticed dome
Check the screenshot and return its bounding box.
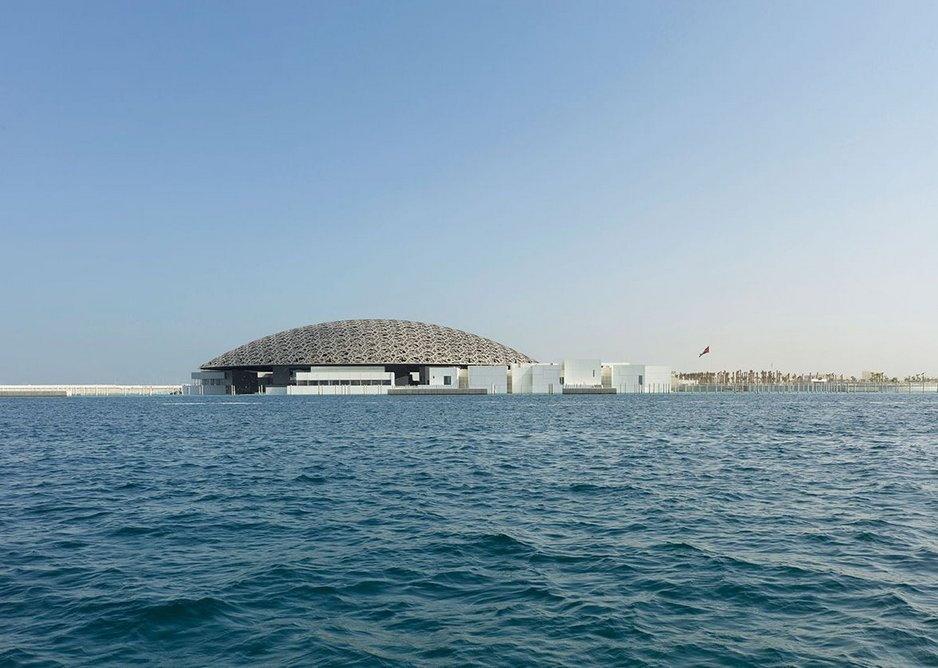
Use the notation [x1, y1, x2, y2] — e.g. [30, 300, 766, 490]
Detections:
[201, 319, 536, 369]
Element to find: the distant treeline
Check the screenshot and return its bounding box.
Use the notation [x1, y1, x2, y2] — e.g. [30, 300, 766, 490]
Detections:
[674, 371, 934, 385]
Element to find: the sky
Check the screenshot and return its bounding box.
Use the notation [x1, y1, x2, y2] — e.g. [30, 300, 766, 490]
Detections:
[1, 0, 936, 383]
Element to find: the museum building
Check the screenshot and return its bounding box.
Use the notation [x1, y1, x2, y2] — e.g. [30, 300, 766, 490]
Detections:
[187, 319, 669, 395]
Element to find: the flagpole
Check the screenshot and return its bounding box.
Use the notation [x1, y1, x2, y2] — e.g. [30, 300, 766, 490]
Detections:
[697, 345, 713, 388]
[698, 345, 710, 387]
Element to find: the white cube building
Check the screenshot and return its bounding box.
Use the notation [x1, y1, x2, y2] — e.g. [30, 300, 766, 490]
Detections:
[290, 366, 394, 395]
[467, 365, 508, 394]
[602, 363, 672, 393]
[510, 363, 562, 394]
[562, 359, 603, 388]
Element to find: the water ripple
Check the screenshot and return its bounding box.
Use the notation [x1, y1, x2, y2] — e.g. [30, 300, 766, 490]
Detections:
[1, 394, 937, 666]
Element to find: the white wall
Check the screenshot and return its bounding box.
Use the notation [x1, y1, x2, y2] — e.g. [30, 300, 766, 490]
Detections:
[467, 365, 507, 394]
[531, 364, 561, 394]
[510, 364, 532, 393]
[602, 363, 671, 393]
[562, 359, 602, 387]
[421, 366, 458, 387]
[603, 363, 643, 394]
[643, 365, 671, 393]
[509, 363, 561, 394]
[293, 366, 394, 394]
[288, 384, 390, 395]
[295, 366, 391, 382]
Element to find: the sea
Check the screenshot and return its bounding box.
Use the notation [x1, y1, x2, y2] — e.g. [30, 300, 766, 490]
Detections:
[1, 394, 937, 667]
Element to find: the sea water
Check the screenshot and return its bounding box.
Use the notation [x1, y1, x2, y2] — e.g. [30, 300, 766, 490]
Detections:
[1, 394, 937, 666]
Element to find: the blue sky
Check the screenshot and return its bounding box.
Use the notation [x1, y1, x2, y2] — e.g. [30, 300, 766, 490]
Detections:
[1, 1, 936, 383]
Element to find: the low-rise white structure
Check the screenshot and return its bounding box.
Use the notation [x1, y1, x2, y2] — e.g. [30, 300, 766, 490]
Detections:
[562, 359, 602, 388]
[602, 363, 672, 393]
[190, 363, 671, 395]
[509, 363, 561, 394]
[289, 366, 394, 395]
[3, 385, 182, 397]
[420, 366, 459, 387]
[188, 361, 670, 396]
[467, 365, 508, 394]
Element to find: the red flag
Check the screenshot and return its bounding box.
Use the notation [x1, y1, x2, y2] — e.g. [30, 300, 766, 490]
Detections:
[699, 345, 710, 358]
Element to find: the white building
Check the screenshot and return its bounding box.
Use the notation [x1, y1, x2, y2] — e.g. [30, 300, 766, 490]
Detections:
[509, 363, 561, 394]
[420, 366, 459, 388]
[289, 366, 394, 395]
[562, 359, 603, 388]
[602, 363, 672, 393]
[466, 365, 508, 394]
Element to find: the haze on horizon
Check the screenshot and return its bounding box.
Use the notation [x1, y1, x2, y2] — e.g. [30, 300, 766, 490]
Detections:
[1, 1, 935, 384]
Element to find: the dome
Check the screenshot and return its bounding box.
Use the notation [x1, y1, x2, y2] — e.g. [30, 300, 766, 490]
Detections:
[201, 319, 536, 369]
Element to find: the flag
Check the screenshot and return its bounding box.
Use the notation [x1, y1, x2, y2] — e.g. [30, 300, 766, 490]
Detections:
[699, 345, 710, 358]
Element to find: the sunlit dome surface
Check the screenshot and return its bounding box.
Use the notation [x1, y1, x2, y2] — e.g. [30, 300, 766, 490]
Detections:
[201, 319, 536, 369]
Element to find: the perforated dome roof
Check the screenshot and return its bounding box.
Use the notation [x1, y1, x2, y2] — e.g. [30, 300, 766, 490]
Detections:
[201, 319, 536, 369]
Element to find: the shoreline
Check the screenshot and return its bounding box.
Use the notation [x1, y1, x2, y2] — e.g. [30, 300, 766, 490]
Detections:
[2, 383, 937, 397]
